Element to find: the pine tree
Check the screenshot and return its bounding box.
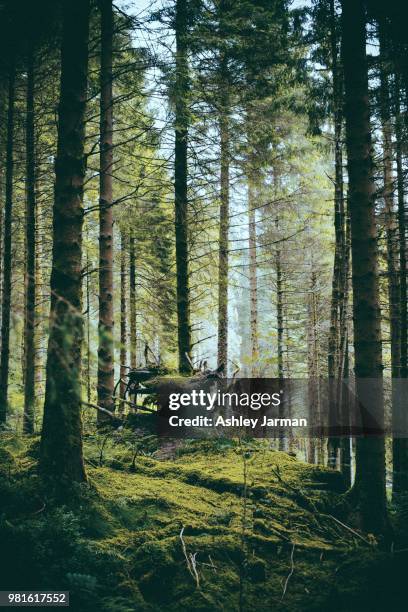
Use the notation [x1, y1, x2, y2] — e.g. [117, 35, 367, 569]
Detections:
[39, 0, 90, 484]
[22, 47, 36, 433]
[174, 0, 192, 374]
[0, 57, 15, 425]
[97, 0, 115, 421]
[341, 0, 387, 534]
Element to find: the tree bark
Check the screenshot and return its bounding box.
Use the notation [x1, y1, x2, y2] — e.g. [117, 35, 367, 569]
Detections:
[129, 233, 137, 368]
[309, 269, 323, 463]
[85, 242, 91, 405]
[379, 27, 401, 383]
[340, 341, 352, 488]
[378, 20, 408, 497]
[217, 68, 229, 371]
[276, 216, 285, 450]
[248, 181, 259, 376]
[97, 0, 115, 421]
[174, 0, 192, 374]
[0, 60, 15, 425]
[120, 231, 127, 412]
[39, 0, 90, 484]
[327, 0, 345, 468]
[276, 242, 284, 383]
[339, 203, 351, 484]
[23, 50, 37, 434]
[307, 270, 320, 464]
[341, 0, 387, 534]
[34, 183, 44, 399]
[395, 78, 407, 380]
[393, 75, 408, 494]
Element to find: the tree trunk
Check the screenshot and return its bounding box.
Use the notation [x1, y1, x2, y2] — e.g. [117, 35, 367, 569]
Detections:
[129, 233, 137, 368]
[339, 203, 351, 484]
[327, 0, 345, 468]
[276, 218, 285, 450]
[97, 0, 115, 421]
[379, 27, 401, 382]
[379, 20, 408, 495]
[174, 0, 192, 374]
[248, 181, 259, 376]
[378, 29, 406, 500]
[120, 231, 127, 412]
[35, 184, 44, 400]
[276, 240, 284, 383]
[340, 341, 352, 488]
[307, 269, 321, 464]
[393, 75, 408, 494]
[85, 242, 91, 404]
[395, 78, 407, 379]
[341, 0, 387, 534]
[39, 0, 90, 484]
[23, 50, 37, 434]
[0, 60, 15, 425]
[217, 70, 229, 371]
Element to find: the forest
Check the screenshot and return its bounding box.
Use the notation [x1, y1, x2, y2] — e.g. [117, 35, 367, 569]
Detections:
[0, 0, 408, 610]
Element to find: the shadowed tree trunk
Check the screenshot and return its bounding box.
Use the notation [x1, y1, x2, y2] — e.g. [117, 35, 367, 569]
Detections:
[97, 0, 114, 421]
[341, 0, 387, 534]
[379, 24, 401, 381]
[0, 90, 3, 338]
[23, 50, 37, 433]
[378, 27, 405, 499]
[34, 183, 44, 400]
[395, 78, 407, 380]
[0, 59, 15, 425]
[393, 75, 408, 494]
[39, 0, 90, 484]
[174, 0, 192, 374]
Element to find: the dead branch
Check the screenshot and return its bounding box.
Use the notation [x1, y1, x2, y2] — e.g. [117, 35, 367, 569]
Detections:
[185, 352, 195, 372]
[321, 514, 372, 545]
[81, 401, 118, 420]
[281, 543, 295, 600]
[180, 526, 200, 589]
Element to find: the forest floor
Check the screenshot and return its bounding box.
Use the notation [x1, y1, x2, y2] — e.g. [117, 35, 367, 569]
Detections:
[0, 425, 406, 611]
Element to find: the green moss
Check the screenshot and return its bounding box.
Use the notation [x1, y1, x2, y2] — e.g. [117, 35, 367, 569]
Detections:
[0, 434, 404, 611]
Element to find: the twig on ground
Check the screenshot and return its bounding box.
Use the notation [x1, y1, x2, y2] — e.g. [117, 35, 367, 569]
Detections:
[281, 543, 295, 600]
[31, 502, 46, 515]
[180, 526, 200, 589]
[321, 514, 372, 545]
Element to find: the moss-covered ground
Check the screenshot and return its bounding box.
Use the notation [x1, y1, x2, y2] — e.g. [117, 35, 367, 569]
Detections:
[0, 430, 406, 611]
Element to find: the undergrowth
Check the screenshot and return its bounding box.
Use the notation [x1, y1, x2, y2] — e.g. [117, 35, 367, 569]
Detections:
[0, 432, 406, 611]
